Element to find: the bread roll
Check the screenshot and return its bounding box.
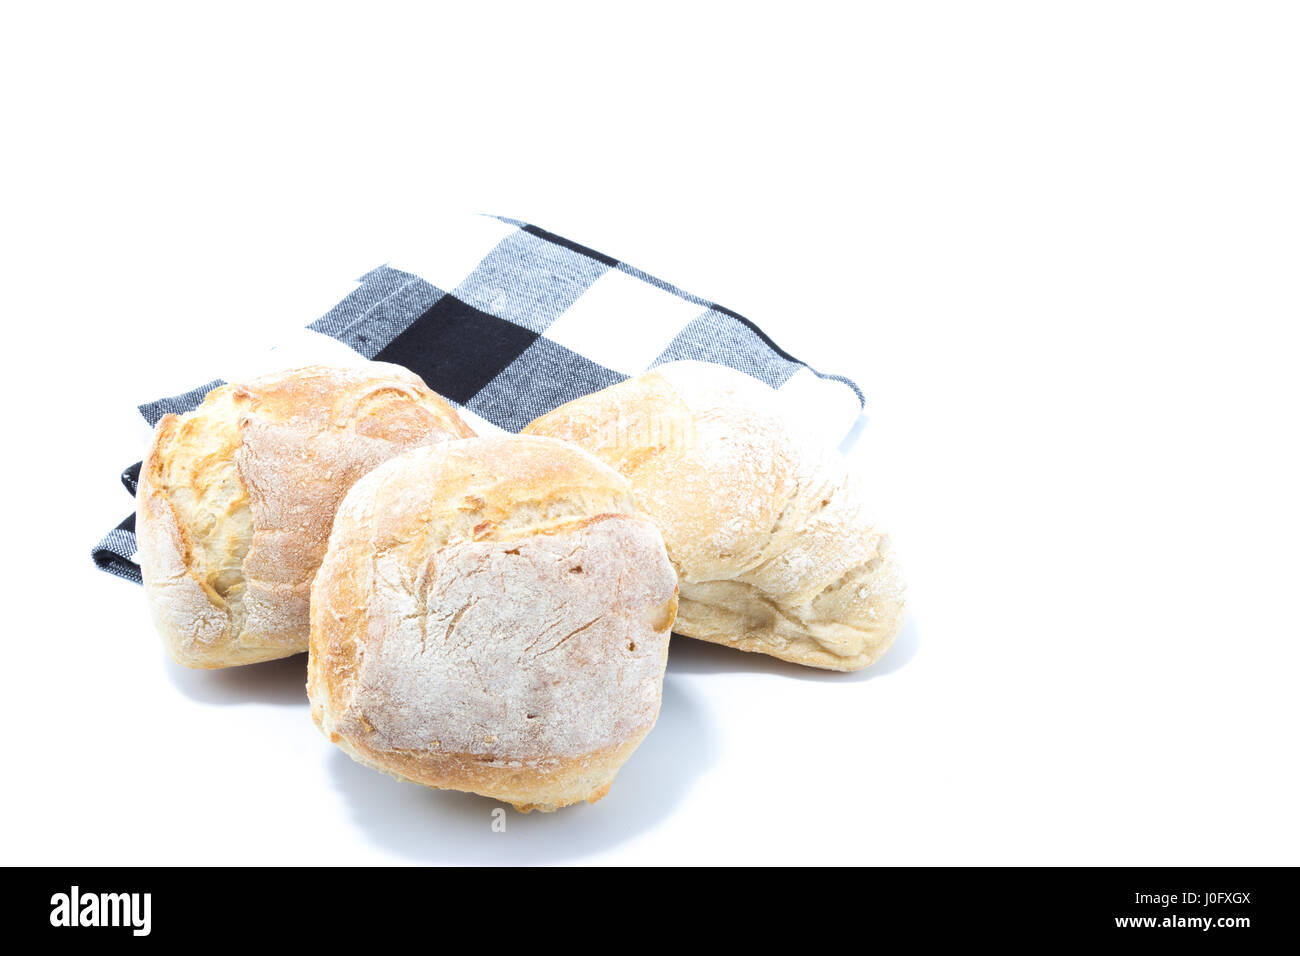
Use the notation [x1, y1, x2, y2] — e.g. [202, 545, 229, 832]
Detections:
[136, 364, 474, 669]
[523, 361, 904, 671]
[307, 435, 678, 812]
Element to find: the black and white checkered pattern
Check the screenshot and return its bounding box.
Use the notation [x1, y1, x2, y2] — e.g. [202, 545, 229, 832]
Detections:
[93, 216, 865, 584]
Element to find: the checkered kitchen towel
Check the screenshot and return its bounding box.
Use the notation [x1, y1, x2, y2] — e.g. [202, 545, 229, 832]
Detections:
[93, 216, 866, 584]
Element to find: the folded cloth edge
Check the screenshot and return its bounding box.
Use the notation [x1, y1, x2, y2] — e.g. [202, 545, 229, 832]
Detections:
[92, 217, 867, 584]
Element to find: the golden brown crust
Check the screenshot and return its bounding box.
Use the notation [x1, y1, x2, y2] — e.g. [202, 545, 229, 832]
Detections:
[307, 436, 679, 811]
[136, 364, 474, 668]
[523, 361, 905, 671]
[329, 732, 649, 813]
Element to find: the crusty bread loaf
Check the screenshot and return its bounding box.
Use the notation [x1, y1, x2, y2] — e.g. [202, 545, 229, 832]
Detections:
[523, 361, 904, 671]
[136, 364, 474, 668]
[307, 435, 678, 812]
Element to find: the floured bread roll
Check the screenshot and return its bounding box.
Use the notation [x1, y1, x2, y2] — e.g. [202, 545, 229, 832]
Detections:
[307, 435, 679, 812]
[137, 364, 474, 669]
[523, 361, 904, 671]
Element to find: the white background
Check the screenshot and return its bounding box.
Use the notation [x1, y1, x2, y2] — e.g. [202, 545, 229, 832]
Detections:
[2, 2, 1297, 865]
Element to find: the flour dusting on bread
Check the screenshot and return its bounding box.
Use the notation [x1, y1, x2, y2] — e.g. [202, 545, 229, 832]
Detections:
[137, 364, 474, 668]
[524, 360, 904, 671]
[307, 436, 678, 811]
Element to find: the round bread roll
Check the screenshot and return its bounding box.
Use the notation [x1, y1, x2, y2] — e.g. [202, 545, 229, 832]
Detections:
[523, 361, 904, 671]
[307, 435, 678, 812]
[136, 364, 474, 669]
